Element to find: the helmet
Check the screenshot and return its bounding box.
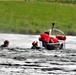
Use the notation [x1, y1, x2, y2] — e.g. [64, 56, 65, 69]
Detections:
[32, 41, 38, 46]
[4, 40, 9, 44]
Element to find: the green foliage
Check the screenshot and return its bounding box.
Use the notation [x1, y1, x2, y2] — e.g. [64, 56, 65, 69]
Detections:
[0, 1, 76, 35]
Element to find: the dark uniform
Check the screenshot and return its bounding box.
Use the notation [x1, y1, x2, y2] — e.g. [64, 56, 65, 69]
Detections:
[0, 40, 9, 48]
[31, 45, 41, 49]
[31, 41, 41, 49]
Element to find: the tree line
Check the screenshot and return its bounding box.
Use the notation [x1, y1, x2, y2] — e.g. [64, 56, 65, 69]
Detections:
[24, 0, 76, 4]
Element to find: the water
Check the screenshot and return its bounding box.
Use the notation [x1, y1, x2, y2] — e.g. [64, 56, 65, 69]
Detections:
[0, 34, 76, 75]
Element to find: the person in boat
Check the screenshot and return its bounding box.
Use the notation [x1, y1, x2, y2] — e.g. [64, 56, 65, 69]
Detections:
[0, 40, 9, 47]
[49, 36, 62, 49]
[31, 41, 41, 49]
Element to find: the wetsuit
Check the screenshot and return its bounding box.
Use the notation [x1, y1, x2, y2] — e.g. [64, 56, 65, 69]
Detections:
[31, 46, 41, 49]
[0, 44, 7, 47]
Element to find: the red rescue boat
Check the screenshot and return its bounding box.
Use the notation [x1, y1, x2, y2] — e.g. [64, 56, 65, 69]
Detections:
[39, 23, 66, 50]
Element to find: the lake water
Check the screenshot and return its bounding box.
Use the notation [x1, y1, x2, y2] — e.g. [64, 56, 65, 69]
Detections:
[0, 34, 76, 75]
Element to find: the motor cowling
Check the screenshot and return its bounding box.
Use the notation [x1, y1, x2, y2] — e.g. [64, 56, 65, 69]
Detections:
[56, 35, 66, 40]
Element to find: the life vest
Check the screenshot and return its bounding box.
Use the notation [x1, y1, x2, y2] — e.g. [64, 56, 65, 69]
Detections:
[49, 37, 58, 43]
[39, 33, 58, 43]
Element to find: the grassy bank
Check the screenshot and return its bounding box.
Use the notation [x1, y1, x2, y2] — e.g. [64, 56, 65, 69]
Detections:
[0, 1, 76, 35]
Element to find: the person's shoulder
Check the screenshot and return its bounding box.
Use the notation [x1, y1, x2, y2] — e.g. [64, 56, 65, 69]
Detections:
[36, 46, 41, 49]
[31, 46, 35, 49]
[1, 45, 4, 47]
[0, 44, 5, 47]
[0, 45, 5, 49]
